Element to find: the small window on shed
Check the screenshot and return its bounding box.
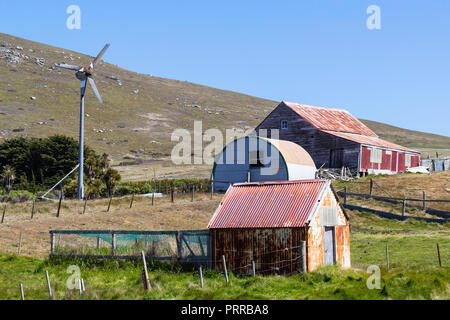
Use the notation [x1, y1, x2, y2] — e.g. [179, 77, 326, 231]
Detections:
[249, 151, 265, 168]
[281, 120, 288, 130]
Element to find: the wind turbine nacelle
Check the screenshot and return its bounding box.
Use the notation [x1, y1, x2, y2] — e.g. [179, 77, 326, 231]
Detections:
[76, 71, 86, 81]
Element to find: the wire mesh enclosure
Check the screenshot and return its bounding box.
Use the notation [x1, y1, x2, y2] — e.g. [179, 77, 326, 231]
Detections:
[50, 230, 212, 268]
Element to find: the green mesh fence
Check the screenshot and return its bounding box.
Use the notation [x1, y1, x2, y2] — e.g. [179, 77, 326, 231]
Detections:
[50, 230, 212, 268]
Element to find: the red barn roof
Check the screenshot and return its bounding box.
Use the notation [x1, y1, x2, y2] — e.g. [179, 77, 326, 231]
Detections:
[208, 180, 328, 229]
[283, 101, 378, 137]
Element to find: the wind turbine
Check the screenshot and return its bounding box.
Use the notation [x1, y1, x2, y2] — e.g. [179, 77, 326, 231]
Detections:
[55, 44, 110, 200]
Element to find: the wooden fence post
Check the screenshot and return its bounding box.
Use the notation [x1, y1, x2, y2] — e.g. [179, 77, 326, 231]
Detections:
[97, 237, 102, 249]
[222, 255, 229, 283]
[50, 233, 55, 255]
[344, 186, 347, 206]
[56, 193, 62, 218]
[386, 242, 390, 270]
[107, 196, 112, 213]
[300, 241, 307, 273]
[437, 243, 442, 267]
[171, 188, 174, 203]
[45, 270, 53, 300]
[369, 179, 374, 197]
[199, 266, 204, 288]
[83, 198, 87, 214]
[18, 231, 22, 255]
[130, 193, 135, 209]
[30, 200, 35, 219]
[111, 233, 116, 256]
[141, 251, 151, 291]
[1, 204, 7, 224]
[19, 284, 24, 300]
[252, 261, 256, 277]
[402, 199, 406, 218]
[423, 191, 426, 211]
[191, 185, 195, 202]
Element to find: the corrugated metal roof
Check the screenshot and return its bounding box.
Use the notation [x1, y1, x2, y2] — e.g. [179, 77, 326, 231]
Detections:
[208, 180, 328, 229]
[321, 130, 419, 153]
[283, 101, 378, 137]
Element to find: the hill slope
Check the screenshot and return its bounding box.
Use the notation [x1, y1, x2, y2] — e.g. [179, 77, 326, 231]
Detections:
[1, 33, 449, 163]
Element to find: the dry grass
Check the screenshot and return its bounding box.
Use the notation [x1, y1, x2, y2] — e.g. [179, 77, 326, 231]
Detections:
[0, 193, 222, 258]
[337, 171, 450, 212]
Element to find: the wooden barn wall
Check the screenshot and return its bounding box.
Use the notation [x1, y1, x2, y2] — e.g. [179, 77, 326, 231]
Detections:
[256, 104, 360, 170]
[211, 228, 307, 275]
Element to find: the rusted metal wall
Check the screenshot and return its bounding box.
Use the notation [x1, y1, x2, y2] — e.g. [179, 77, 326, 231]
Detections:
[211, 228, 307, 275]
[335, 225, 351, 269]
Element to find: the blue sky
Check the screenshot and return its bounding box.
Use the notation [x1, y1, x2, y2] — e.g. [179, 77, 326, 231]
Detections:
[1, 1, 449, 136]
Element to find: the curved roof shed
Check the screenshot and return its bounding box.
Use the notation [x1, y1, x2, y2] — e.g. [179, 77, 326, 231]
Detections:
[212, 136, 316, 192]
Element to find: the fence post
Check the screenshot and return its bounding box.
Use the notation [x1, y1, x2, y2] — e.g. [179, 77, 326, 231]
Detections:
[45, 270, 53, 300]
[252, 261, 256, 277]
[222, 255, 229, 283]
[386, 242, 390, 270]
[97, 237, 102, 249]
[130, 193, 135, 209]
[422, 191, 426, 211]
[176, 231, 183, 260]
[171, 188, 174, 203]
[152, 181, 155, 206]
[141, 251, 151, 291]
[344, 186, 347, 206]
[369, 179, 373, 197]
[300, 241, 307, 273]
[31, 200, 36, 219]
[111, 233, 116, 256]
[50, 233, 55, 255]
[437, 243, 442, 267]
[56, 193, 62, 218]
[19, 284, 24, 300]
[199, 266, 204, 288]
[191, 185, 195, 202]
[83, 198, 87, 214]
[402, 199, 406, 218]
[1, 204, 6, 224]
[18, 231, 22, 255]
[107, 196, 112, 213]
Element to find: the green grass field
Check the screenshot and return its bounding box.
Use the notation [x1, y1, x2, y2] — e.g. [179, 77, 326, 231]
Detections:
[0, 255, 448, 300]
[0, 209, 448, 300]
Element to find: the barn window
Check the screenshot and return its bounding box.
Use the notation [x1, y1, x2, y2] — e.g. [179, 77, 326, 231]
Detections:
[250, 151, 265, 168]
[405, 154, 411, 167]
[320, 206, 338, 226]
[370, 147, 382, 164]
[281, 120, 288, 130]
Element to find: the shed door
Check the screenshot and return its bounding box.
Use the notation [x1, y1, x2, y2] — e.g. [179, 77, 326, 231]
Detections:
[330, 149, 344, 168]
[324, 227, 336, 265]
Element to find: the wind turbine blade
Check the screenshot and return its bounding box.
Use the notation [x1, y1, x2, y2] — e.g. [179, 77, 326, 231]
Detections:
[80, 78, 87, 97]
[92, 43, 110, 67]
[87, 77, 103, 104]
[55, 63, 81, 71]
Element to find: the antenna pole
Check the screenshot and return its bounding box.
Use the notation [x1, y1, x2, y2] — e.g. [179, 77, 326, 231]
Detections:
[77, 93, 85, 201]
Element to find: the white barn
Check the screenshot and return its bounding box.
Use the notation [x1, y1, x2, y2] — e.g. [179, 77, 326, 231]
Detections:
[212, 136, 317, 192]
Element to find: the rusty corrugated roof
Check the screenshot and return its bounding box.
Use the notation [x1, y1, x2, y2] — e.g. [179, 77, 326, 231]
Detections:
[208, 180, 328, 229]
[321, 130, 419, 153]
[283, 101, 378, 137]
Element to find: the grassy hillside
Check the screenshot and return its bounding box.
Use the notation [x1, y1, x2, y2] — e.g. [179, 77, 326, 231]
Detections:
[1, 32, 448, 165]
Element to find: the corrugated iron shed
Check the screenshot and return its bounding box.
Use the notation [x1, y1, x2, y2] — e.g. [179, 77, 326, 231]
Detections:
[283, 101, 378, 137]
[208, 180, 328, 229]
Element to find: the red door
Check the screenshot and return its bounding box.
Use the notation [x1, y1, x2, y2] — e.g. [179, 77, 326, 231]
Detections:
[391, 151, 397, 173]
